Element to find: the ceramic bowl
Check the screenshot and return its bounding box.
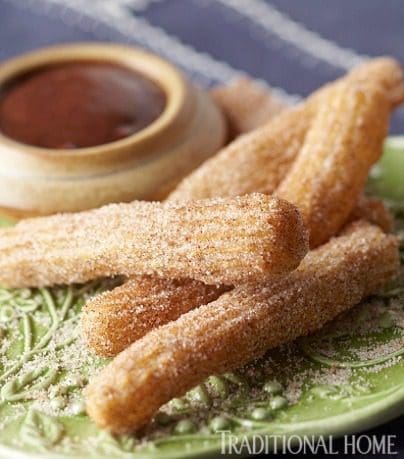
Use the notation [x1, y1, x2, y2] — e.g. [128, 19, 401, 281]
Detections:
[0, 43, 227, 217]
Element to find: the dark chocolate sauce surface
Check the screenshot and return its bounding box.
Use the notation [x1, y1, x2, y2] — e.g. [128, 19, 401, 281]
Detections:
[0, 61, 166, 149]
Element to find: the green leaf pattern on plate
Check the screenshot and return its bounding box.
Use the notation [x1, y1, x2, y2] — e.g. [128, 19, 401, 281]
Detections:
[20, 409, 64, 450]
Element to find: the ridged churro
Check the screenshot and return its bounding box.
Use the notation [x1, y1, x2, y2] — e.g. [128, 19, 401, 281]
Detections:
[169, 58, 403, 203]
[277, 81, 390, 248]
[85, 222, 399, 433]
[167, 103, 309, 202]
[0, 194, 308, 288]
[211, 77, 286, 138]
[82, 277, 229, 357]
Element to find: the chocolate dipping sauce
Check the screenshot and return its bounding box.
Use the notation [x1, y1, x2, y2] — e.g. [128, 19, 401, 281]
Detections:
[0, 61, 166, 149]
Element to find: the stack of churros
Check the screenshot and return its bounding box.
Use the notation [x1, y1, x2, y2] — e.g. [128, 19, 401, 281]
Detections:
[85, 221, 398, 433]
[0, 57, 403, 434]
[83, 57, 402, 358]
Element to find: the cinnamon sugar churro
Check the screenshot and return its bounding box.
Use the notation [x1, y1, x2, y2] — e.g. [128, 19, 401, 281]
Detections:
[85, 222, 399, 433]
[348, 57, 404, 108]
[167, 103, 309, 202]
[82, 277, 229, 357]
[0, 194, 308, 287]
[277, 81, 390, 248]
[211, 77, 286, 137]
[169, 58, 403, 202]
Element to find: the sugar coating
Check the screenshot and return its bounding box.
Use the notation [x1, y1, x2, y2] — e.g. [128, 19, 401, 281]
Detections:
[82, 276, 229, 357]
[0, 194, 308, 287]
[84, 222, 399, 434]
[277, 80, 390, 248]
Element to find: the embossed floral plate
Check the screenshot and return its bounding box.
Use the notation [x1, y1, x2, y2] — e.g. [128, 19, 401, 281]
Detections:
[0, 138, 403, 459]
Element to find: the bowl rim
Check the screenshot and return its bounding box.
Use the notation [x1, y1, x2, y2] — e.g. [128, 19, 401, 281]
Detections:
[0, 42, 190, 160]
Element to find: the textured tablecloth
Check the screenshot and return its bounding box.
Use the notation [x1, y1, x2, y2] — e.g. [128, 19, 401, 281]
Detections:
[0, 1, 403, 457]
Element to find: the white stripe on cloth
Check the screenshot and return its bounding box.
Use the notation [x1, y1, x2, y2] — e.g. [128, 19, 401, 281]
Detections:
[3, 0, 300, 103]
[216, 0, 367, 70]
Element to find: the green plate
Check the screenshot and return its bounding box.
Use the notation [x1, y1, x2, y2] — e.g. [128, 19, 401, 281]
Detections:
[0, 138, 404, 458]
[369, 136, 404, 201]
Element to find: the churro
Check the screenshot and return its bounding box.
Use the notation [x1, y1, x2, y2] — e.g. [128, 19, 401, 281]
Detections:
[169, 58, 403, 203]
[85, 222, 399, 433]
[277, 81, 390, 247]
[348, 57, 404, 108]
[167, 103, 309, 202]
[82, 276, 229, 357]
[0, 194, 308, 287]
[211, 77, 286, 137]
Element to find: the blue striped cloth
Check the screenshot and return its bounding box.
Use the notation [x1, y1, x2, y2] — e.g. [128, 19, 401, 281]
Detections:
[0, 1, 403, 455]
[1, 0, 403, 131]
